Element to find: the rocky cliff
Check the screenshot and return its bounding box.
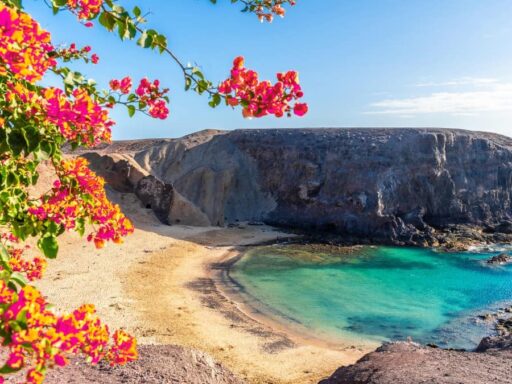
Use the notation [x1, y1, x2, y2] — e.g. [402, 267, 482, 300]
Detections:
[82, 128, 512, 247]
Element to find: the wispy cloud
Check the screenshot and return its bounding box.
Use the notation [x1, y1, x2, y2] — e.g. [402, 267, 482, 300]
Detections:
[414, 77, 499, 88]
[367, 79, 512, 116]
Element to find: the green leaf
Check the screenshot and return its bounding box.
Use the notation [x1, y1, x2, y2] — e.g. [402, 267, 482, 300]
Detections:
[137, 31, 153, 48]
[38, 236, 59, 259]
[0, 244, 12, 273]
[184, 77, 192, 91]
[0, 364, 22, 374]
[208, 93, 221, 108]
[127, 105, 136, 117]
[15, 308, 28, 328]
[99, 12, 116, 31]
[10, 273, 27, 288]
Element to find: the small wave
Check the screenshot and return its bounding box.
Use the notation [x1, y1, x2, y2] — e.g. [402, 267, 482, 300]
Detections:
[467, 243, 512, 253]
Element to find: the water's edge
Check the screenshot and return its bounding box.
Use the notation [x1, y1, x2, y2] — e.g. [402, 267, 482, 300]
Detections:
[222, 244, 512, 351]
[213, 246, 380, 351]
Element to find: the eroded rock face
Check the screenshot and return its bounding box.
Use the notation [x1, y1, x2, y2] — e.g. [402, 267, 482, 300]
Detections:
[82, 128, 512, 245]
[81, 152, 211, 226]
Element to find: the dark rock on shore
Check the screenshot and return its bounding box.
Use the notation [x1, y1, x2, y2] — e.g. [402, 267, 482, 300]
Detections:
[487, 253, 512, 265]
[320, 341, 512, 384]
[80, 128, 512, 248]
[477, 334, 512, 352]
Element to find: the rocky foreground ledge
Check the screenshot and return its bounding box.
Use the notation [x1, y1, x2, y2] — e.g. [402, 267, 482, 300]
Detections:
[45, 345, 243, 384]
[320, 340, 512, 384]
[80, 128, 512, 249]
[321, 306, 512, 383]
[45, 337, 512, 384]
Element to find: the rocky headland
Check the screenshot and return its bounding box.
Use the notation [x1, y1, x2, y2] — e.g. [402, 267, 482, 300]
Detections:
[79, 128, 512, 250]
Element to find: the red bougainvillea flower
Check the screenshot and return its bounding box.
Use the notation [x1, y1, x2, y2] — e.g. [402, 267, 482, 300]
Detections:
[253, 0, 296, 22]
[5, 247, 46, 281]
[218, 56, 307, 118]
[110, 76, 133, 94]
[109, 77, 169, 118]
[135, 78, 170, 119]
[293, 102, 308, 117]
[56, 43, 100, 64]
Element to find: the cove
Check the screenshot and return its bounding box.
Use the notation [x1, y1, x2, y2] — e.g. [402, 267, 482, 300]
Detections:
[230, 245, 512, 350]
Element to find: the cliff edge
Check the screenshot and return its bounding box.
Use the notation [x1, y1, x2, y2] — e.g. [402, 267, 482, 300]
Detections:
[82, 128, 512, 247]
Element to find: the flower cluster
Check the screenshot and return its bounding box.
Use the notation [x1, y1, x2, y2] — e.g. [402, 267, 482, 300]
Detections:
[66, 0, 104, 21]
[56, 43, 99, 64]
[0, 283, 137, 384]
[5, 81, 41, 118]
[250, 0, 296, 22]
[0, 3, 56, 83]
[4, 81, 113, 148]
[0, 234, 46, 282]
[29, 158, 134, 249]
[109, 76, 133, 95]
[6, 248, 46, 282]
[218, 56, 308, 118]
[44, 87, 114, 147]
[109, 77, 169, 119]
[135, 78, 170, 119]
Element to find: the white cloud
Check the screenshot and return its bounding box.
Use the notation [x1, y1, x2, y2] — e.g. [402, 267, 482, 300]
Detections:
[414, 77, 499, 88]
[367, 80, 512, 116]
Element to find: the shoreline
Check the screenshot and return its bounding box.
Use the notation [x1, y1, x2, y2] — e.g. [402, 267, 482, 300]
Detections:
[212, 247, 380, 352]
[125, 224, 373, 384]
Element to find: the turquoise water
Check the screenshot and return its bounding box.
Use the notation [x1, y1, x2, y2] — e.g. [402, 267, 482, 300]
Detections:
[230, 245, 512, 350]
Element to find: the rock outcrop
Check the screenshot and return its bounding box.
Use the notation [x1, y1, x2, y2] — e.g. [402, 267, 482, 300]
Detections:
[320, 341, 512, 384]
[486, 253, 512, 265]
[82, 128, 512, 246]
[477, 334, 512, 352]
[44, 345, 244, 384]
[82, 152, 210, 226]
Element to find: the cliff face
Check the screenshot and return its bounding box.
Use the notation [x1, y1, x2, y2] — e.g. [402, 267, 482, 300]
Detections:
[84, 128, 512, 246]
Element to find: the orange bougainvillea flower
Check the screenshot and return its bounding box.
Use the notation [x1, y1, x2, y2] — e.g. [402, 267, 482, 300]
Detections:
[0, 282, 137, 383]
[0, 3, 56, 83]
[66, 0, 104, 21]
[28, 158, 134, 248]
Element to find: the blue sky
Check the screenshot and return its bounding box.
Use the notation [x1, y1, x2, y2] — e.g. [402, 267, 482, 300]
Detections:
[26, 0, 512, 139]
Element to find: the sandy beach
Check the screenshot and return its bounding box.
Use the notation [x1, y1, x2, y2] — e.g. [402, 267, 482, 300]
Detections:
[34, 192, 374, 384]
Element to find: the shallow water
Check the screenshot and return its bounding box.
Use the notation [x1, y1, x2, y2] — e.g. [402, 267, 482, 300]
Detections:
[230, 245, 512, 349]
